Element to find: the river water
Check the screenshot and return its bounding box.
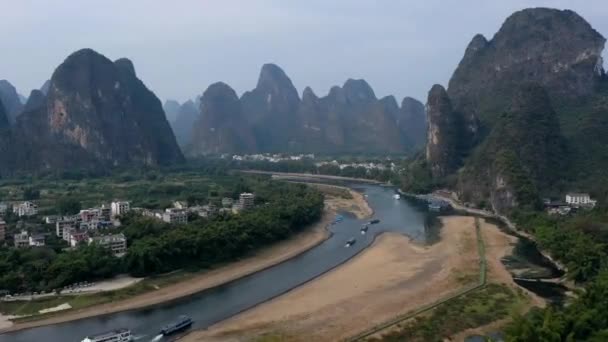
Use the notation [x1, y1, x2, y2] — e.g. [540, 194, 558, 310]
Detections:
[1, 184, 432, 342]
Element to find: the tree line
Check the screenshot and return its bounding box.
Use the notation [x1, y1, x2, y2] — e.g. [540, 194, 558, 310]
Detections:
[505, 208, 608, 340]
[0, 179, 323, 293]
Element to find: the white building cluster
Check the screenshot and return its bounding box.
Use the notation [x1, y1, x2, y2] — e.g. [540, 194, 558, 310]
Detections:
[230, 153, 315, 162]
[545, 192, 597, 216]
[13, 201, 38, 217]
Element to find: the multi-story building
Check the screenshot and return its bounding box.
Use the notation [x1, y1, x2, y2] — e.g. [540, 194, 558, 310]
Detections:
[29, 234, 46, 247]
[56, 219, 77, 239]
[565, 193, 596, 207]
[173, 201, 188, 210]
[13, 201, 38, 217]
[89, 233, 127, 257]
[111, 201, 130, 218]
[69, 231, 89, 247]
[0, 220, 6, 243]
[238, 193, 255, 211]
[100, 205, 112, 221]
[14, 230, 30, 248]
[80, 209, 99, 222]
[44, 215, 60, 224]
[162, 209, 188, 224]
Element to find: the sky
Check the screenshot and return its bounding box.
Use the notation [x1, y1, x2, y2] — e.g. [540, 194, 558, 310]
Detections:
[2, 1, 608, 104]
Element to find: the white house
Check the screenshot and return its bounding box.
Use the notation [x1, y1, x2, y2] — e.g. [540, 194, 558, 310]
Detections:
[173, 201, 188, 210]
[69, 231, 89, 247]
[565, 193, 596, 207]
[56, 219, 77, 239]
[14, 230, 30, 248]
[162, 209, 188, 224]
[29, 234, 46, 247]
[111, 201, 130, 217]
[89, 233, 127, 257]
[13, 201, 38, 217]
[238, 193, 255, 211]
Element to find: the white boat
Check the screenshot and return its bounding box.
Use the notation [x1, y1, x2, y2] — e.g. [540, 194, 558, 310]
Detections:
[81, 328, 132, 342]
[393, 194, 401, 199]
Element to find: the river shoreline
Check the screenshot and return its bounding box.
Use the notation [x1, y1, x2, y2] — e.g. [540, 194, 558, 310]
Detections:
[182, 216, 483, 342]
[404, 190, 566, 274]
[1, 187, 372, 334]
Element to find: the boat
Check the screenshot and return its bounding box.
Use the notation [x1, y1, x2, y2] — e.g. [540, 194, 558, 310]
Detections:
[393, 194, 401, 199]
[369, 219, 380, 224]
[360, 225, 369, 232]
[81, 328, 132, 342]
[161, 315, 193, 336]
[346, 237, 356, 246]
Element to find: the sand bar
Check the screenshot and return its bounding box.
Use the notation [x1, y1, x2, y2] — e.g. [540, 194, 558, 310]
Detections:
[183, 216, 480, 342]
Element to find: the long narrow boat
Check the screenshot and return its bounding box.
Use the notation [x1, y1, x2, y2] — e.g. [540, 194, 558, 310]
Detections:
[161, 315, 194, 336]
[81, 328, 132, 342]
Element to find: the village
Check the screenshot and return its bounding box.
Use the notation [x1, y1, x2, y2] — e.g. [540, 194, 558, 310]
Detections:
[544, 192, 597, 215]
[0, 192, 257, 258]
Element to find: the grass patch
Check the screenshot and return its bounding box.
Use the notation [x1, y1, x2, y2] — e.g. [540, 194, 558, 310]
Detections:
[368, 284, 526, 342]
[1, 271, 197, 323]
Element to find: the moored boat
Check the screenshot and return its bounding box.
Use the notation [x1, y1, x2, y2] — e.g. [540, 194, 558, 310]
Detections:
[161, 315, 193, 336]
[369, 219, 380, 224]
[81, 328, 132, 342]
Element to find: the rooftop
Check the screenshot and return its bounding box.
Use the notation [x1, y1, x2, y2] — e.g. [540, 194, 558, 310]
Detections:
[86, 328, 130, 339]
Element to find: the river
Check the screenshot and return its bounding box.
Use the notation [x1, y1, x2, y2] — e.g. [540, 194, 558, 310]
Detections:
[1, 184, 433, 342]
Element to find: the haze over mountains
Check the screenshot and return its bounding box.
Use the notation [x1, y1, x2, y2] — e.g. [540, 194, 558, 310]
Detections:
[3, 5, 608, 199]
[164, 64, 427, 156]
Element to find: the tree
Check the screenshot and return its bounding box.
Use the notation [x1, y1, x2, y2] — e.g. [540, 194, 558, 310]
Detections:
[57, 197, 81, 215]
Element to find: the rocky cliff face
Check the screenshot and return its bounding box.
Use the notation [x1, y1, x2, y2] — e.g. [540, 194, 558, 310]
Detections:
[458, 84, 565, 211]
[13, 49, 184, 170]
[0, 100, 14, 175]
[0, 80, 24, 123]
[23, 90, 45, 113]
[189, 82, 256, 155]
[171, 100, 199, 146]
[241, 64, 300, 151]
[421, 7, 607, 213]
[425, 85, 466, 179]
[448, 8, 606, 127]
[397, 97, 427, 148]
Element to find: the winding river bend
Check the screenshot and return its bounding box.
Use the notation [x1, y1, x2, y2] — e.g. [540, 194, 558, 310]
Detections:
[1, 184, 433, 342]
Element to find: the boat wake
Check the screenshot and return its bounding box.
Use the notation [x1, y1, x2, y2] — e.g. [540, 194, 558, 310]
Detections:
[148, 334, 163, 342]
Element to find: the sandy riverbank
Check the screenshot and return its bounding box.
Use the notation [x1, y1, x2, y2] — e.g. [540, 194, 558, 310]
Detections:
[2, 189, 368, 333]
[449, 219, 545, 342]
[314, 183, 373, 219]
[183, 216, 480, 342]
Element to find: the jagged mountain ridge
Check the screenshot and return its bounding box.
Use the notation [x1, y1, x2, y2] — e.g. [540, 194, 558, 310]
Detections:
[187, 64, 426, 155]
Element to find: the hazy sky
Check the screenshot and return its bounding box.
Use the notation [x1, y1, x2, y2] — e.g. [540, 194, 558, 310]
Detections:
[2, 1, 608, 104]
